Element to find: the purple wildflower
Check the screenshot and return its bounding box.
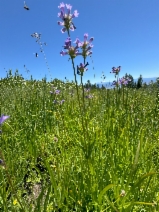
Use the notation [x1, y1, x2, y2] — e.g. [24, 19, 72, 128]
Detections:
[119, 77, 131, 85]
[57, 2, 79, 33]
[112, 80, 119, 86]
[110, 66, 121, 75]
[60, 37, 80, 58]
[60, 100, 65, 104]
[54, 90, 60, 94]
[0, 115, 10, 125]
[74, 33, 94, 59]
[77, 62, 89, 75]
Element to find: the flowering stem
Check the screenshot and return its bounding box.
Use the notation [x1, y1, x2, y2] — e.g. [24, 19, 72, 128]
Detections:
[71, 58, 81, 111]
[81, 58, 86, 111]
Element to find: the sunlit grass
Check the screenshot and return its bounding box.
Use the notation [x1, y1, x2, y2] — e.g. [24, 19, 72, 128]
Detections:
[0, 72, 158, 212]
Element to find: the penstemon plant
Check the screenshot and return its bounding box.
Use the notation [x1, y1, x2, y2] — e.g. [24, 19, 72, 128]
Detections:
[58, 2, 94, 112]
[57, 3, 96, 166]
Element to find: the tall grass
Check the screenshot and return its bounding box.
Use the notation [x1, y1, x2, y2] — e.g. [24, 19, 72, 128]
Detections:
[0, 73, 159, 211]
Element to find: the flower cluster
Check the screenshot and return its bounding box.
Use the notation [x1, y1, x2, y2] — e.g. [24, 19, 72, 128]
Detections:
[60, 34, 94, 60]
[60, 37, 80, 58]
[50, 87, 65, 104]
[74, 33, 94, 59]
[58, 3, 94, 75]
[110, 66, 121, 76]
[112, 77, 131, 87]
[77, 62, 89, 75]
[119, 77, 131, 85]
[57, 2, 79, 33]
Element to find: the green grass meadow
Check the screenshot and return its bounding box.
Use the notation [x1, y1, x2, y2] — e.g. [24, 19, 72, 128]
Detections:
[0, 75, 159, 211]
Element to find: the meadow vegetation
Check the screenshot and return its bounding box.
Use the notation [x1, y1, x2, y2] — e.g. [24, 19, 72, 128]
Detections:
[0, 2, 159, 211]
[0, 71, 159, 212]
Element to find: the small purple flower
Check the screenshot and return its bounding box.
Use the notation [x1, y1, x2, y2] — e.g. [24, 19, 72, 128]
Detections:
[60, 37, 80, 58]
[74, 33, 94, 59]
[60, 100, 65, 104]
[57, 2, 79, 33]
[54, 90, 60, 94]
[0, 115, 10, 125]
[119, 77, 131, 85]
[112, 80, 119, 86]
[63, 37, 72, 49]
[110, 66, 121, 75]
[77, 62, 89, 75]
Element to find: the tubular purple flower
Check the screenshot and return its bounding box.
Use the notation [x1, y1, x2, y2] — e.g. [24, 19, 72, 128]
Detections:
[61, 27, 67, 33]
[57, 2, 79, 33]
[60, 38, 80, 58]
[71, 10, 79, 18]
[58, 2, 65, 11]
[86, 45, 93, 51]
[60, 50, 68, 56]
[89, 37, 94, 43]
[76, 33, 94, 59]
[57, 21, 65, 26]
[63, 37, 72, 49]
[66, 4, 72, 14]
[0, 115, 10, 125]
[58, 12, 64, 20]
[84, 33, 88, 40]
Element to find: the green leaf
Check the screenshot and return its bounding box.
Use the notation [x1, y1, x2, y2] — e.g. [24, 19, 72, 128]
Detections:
[98, 184, 115, 205]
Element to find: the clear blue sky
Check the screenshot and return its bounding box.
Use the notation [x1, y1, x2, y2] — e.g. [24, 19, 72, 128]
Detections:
[0, 0, 159, 83]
